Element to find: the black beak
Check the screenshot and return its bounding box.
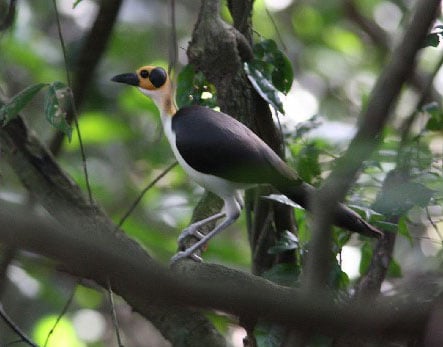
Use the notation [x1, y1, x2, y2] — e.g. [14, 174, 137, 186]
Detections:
[111, 72, 139, 86]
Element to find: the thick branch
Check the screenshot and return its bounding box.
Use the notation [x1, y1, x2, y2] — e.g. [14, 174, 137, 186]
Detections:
[0, 111, 225, 346]
[0, 202, 434, 340]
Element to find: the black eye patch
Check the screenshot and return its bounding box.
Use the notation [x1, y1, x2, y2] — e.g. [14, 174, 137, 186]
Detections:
[149, 67, 167, 88]
[140, 69, 149, 78]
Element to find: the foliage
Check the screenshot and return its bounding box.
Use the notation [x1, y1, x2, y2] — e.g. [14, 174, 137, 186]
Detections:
[0, 81, 73, 140]
[176, 64, 217, 109]
[1, 0, 443, 346]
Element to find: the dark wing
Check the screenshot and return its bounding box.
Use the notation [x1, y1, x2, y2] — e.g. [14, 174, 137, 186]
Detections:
[172, 105, 298, 185]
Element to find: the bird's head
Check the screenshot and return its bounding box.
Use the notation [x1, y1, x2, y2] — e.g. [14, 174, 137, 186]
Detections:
[112, 65, 176, 116]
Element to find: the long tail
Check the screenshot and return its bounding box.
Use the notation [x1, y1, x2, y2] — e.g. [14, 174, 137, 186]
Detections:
[276, 181, 383, 239]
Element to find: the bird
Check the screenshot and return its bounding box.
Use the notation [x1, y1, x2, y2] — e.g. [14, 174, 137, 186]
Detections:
[111, 65, 382, 262]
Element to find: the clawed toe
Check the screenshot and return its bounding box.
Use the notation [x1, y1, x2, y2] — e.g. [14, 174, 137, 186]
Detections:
[170, 250, 203, 264]
[177, 227, 204, 244]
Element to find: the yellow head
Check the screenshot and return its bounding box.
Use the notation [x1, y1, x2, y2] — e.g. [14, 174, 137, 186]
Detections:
[112, 65, 176, 116]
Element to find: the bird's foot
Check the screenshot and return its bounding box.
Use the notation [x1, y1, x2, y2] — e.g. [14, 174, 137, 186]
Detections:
[170, 250, 203, 264]
[177, 226, 204, 246]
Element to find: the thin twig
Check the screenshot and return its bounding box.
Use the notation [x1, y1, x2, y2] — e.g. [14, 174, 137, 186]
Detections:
[0, 0, 16, 31]
[43, 283, 78, 347]
[0, 303, 38, 347]
[117, 161, 178, 229]
[107, 278, 124, 347]
[265, 8, 287, 52]
[51, 0, 93, 204]
[399, 52, 443, 148]
[168, 0, 178, 76]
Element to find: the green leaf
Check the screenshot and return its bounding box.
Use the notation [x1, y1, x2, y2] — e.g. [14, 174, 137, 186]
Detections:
[294, 143, 321, 183]
[330, 259, 350, 289]
[0, 83, 48, 126]
[244, 61, 285, 114]
[423, 102, 443, 131]
[268, 230, 299, 254]
[359, 241, 373, 275]
[397, 216, 413, 246]
[423, 33, 441, 48]
[349, 204, 383, 223]
[373, 220, 398, 233]
[374, 181, 434, 216]
[44, 81, 73, 141]
[176, 64, 196, 108]
[262, 194, 302, 209]
[387, 258, 402, 278]
[176, 64, 217, 109]
[253, 39, 294, 94]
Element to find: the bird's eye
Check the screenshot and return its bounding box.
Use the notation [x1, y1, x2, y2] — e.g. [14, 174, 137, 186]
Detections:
[149, 67, 167, 88]
[140, 69, 149, 78]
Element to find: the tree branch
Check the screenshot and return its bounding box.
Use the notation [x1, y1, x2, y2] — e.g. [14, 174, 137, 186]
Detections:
[0, 109, 225, 346]
[304, 0, 441, 290]
[0, 104, 433, 342]
[0, 302, 37, 347]
[49, 0, 123, 155]
[0, 201, 434, 340]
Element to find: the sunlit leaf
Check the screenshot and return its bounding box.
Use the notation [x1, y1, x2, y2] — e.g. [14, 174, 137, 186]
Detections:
[33, 315, 83, 347]
[44, 81, 73, 141]
[326, 27, 363, 57]
[66, 111, 132, 149]
[244, 61, 285, 114]
[176, 64, 217, 109]
[0, 83, 48, 125]
[75, 285, 103, 309]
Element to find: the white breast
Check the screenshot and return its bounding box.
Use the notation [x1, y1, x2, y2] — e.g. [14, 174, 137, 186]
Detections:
[161, 114, 251, 199]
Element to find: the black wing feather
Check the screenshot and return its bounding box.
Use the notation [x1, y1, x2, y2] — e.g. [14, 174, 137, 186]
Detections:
[172, 105, 297, 185]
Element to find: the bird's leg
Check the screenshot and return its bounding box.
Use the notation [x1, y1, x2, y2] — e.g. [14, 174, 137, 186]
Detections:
[177, 212, 225, 245]
[171, 196, 241, 263]
[171, 213, 239, 263]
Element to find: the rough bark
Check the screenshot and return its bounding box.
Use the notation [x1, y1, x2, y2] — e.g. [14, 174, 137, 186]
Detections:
[187, 0, 295, 275]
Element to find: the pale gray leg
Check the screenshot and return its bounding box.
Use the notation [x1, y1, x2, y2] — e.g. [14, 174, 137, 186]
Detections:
[171, 196, 241, 263]
[177, 211, 225, 245]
